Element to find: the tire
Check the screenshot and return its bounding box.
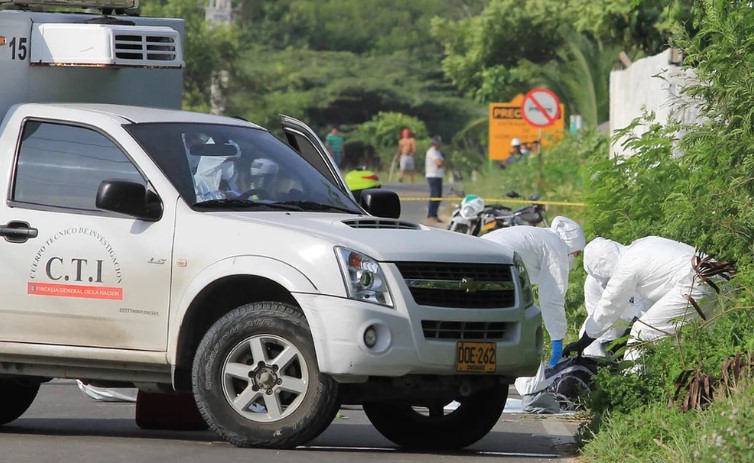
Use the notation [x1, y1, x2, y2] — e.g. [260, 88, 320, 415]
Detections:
[363, 383, 507, 450]
[0, 379, 40, 425]
[192, 302, 340, 448]
[448, 220, 472, 235]
[470, 220, 482, 236]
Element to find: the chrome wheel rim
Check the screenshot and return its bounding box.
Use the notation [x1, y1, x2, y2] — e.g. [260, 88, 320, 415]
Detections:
[221, 334, 309, 423]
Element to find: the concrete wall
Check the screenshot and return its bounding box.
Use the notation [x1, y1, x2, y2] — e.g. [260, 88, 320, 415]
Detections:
[609, 49, 702, 158]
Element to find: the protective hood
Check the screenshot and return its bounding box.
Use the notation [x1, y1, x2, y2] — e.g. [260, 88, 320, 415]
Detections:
[251, 158, 279, 175]
[194, 155, 238, 199]
[550, 216, 585, 254]
[583, 237, 624, 282]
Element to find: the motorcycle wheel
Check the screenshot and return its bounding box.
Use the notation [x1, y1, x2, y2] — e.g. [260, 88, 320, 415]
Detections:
[448, 221, 470, 234]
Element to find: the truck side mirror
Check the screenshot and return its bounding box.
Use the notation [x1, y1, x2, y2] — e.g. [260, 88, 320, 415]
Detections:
[96, 179, 163, 221]
[359, 189, 400, 219]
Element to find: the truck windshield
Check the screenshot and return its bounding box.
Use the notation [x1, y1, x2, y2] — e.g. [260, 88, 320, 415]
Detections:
[125, 122, 361, 213]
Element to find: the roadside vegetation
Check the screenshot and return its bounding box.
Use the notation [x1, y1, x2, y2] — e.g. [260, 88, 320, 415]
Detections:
[140, 0, 753, 460]
[457, 1, 754, 461]
[574, 2, 754, 461]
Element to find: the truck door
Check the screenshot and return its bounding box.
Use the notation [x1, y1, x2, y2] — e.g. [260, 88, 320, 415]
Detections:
[280, 115, 350, 194]
[0, 119, 173, 351]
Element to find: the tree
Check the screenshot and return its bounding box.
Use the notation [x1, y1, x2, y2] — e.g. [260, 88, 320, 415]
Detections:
[431, 0, 693, 126]
[431, 0, 567, 102]
[224, 47, 482, 159]
[141, 0, 239, 112]
[356, 112, 428, 173]
[233, 0, 485, 59]
[536, 34, 621, 126]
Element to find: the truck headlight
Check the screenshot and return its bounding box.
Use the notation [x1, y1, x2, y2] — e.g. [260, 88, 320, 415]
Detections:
[336, 247, 393, 307]
[513, 252, 534, 307]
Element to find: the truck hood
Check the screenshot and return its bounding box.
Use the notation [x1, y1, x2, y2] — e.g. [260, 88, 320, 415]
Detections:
[215, 211, 513, 265]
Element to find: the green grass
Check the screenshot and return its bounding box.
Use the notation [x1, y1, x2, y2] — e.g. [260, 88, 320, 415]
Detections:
[581, 381, 754, 463]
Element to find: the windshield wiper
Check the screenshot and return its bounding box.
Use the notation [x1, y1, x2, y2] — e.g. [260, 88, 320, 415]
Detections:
[193, 199, 304, 211]
[276, 201, 360, 214]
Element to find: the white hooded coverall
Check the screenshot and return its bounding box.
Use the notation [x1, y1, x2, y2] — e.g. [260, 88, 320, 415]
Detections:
[482, 216, 586, 342]
[580, 238, 645, 357]
[583, 236, 718, 361]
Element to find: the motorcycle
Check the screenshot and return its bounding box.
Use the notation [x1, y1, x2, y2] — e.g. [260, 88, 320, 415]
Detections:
[447, 191, 548, 236]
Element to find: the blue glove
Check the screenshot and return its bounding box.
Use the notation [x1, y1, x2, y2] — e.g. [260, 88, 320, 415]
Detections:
[548, 340, 563, 368]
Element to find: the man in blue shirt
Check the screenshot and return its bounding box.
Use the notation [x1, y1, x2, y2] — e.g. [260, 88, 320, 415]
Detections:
[325, 126, 345, 167]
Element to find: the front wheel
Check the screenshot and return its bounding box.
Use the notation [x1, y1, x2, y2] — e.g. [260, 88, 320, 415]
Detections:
[0, 378, 40, 425]
[448, 219, 469, 234]
[363, 384, 508, 449]
[192, 302, 340, 448]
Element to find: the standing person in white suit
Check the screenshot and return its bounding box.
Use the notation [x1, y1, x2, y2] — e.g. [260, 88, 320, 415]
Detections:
[482, 216, 586, 367]
[563, 236, 735, 362]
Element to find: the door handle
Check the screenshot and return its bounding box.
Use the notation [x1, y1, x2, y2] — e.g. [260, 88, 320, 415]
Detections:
[0, 221, 38, 243]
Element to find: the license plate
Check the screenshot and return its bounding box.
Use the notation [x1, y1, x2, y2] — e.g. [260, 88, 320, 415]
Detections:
[456, 341, 496, 373]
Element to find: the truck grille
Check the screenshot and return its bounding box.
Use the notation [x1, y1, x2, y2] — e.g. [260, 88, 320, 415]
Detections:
[395, 262, 516, 308]
[115, 34, 179, 62]
[421, 320, 512, 340]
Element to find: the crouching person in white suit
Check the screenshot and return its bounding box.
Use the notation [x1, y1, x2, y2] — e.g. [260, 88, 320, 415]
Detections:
[564, 236, 735, 363]
[579, 238, 647, 358]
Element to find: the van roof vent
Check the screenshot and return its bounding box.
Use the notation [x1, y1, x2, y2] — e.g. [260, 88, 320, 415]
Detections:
[31, 23, 183, 68]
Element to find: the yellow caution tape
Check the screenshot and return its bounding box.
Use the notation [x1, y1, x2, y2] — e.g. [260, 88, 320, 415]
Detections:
[400, 197, 585, 207]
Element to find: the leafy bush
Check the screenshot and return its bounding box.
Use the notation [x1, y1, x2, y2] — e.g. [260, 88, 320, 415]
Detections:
[588, 367, 665, 417]
[356, 112, 428, 172]
[467, 128, 602, 218]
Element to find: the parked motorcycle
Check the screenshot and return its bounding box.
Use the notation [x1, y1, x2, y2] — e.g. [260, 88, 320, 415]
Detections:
[447, 191, 548, 236]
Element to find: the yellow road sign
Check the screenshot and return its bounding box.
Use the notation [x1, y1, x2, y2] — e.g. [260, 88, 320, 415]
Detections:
[489, 94, 565, 162]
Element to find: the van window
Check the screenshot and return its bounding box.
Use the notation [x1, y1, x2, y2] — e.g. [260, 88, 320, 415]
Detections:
[13, 121, 145, 211]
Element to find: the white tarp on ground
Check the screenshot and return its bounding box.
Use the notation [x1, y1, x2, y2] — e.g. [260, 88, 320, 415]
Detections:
[77, 380, 137, 402]
[443, 398, 575, 415]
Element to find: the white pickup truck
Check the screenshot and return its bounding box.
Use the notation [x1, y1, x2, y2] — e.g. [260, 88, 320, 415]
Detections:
[0, 0, 542, 450]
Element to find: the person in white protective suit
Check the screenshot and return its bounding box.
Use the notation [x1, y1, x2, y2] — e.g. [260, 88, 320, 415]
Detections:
[193, 140, 242, 201]
[482, 216, 586, 367]
[563, 236, 735, 362]
[579, 238, 646, 358]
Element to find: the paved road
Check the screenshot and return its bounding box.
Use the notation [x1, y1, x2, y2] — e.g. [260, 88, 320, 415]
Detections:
[1, 380, 580, 463]
[388, 181, 460, 226]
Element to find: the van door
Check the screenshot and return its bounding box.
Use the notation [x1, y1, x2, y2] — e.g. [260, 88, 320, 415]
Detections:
[0, 119, 173, 351]
[280, 115, 350, 193]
